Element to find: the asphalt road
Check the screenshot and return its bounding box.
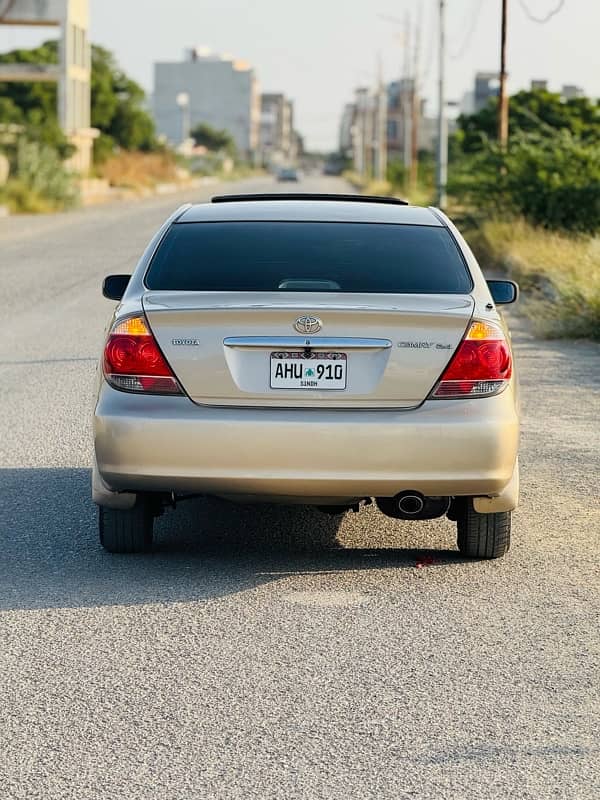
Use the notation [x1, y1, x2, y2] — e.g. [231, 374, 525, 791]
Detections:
[0, 175, 599, 800]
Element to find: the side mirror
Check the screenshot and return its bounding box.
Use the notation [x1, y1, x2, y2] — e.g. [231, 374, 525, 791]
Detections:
[102, 274, 131, 301]
[487, 279, 519, 304]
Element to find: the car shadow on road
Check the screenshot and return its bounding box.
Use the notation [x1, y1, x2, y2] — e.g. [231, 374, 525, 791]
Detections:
[0, 467, 467, 612]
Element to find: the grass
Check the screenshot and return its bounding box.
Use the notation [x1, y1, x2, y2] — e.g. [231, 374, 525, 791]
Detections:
[98, 151, 180, 190]
[0, 177, 78, 213]
[343, 170, 434, 205]
[221, 164, 266, 181]
[468, 219, 600, 341]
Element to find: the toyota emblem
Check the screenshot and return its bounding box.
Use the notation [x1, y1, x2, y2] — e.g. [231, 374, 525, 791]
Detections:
[294, 316, 322, 335]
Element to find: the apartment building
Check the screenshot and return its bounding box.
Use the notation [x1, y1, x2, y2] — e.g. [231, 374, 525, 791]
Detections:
[153, 48, 260, 159]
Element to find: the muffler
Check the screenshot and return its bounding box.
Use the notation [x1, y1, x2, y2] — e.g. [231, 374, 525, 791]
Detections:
[397, 493, 425, 516]
[376, 492, 450, 520]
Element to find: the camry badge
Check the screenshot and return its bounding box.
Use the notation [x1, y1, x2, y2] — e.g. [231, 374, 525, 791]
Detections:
[294, 316, 322, 335]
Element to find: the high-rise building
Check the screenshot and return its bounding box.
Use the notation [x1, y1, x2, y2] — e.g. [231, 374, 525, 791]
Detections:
[153, 48, 260, 159]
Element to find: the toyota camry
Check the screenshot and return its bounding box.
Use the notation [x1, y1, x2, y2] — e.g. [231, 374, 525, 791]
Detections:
[94, 193, 519, 558]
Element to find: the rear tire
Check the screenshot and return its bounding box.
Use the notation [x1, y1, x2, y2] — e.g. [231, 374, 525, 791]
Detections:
[99, 500, 154, 553]
[456, 499, 511, 559]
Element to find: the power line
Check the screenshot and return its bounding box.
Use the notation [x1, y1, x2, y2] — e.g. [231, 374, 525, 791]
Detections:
[450, 0, 484, 60]
[518, 0, 565, 23]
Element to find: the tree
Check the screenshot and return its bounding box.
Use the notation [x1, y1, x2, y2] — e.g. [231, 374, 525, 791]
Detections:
[190, 122, 236, 154]
[90, 45, 158, 159]
[0, 41, 72, 157]
[0, 40, 159, 161]
[456, 89, 600, 153]
[449, 131, 600, 233]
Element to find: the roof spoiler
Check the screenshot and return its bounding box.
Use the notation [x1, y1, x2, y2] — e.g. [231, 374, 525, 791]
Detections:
[211, 193, 409, 206]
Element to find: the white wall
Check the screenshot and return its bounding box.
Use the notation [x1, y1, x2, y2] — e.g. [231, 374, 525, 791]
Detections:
[153, 59, 257, 156]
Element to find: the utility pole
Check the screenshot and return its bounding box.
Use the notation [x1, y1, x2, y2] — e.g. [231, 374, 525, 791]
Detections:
[376, 57, 387, 181]
[436, 0, 447, 207]
[402, 12, 412, 174]
[355, 87, 370, 180]
[498, 0, 509, 147]
[410, 8, 422, 191]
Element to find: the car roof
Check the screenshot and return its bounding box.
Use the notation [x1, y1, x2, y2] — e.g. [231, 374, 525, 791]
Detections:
[177, 199, 443, 226]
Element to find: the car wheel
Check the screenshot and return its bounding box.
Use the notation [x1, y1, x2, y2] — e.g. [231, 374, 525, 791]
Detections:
[99, 500, 154, 553]
[456, 499, 511, 559]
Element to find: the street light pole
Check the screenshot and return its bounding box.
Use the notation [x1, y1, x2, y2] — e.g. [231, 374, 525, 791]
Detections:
[176, 91, 190, 146]
[436, 0, 447, 208]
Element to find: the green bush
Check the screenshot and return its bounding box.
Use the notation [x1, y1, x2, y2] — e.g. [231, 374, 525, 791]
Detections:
[0, 138, 78, 212]
[450, 131, 600, 234]
[456, 89, 600, 154]
[190, 123, 236, 155]
[386, 159, 406, 189]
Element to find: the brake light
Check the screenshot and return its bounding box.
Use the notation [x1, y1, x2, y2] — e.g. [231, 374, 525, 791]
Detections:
[430, 320, 512, 399]
[103, 315, 182, 394]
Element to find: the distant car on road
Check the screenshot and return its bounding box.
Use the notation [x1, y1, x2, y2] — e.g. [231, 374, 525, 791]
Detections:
[277, 167, 299, 182]
[322, 161, 343, 176]
[94, 193, 519, 558]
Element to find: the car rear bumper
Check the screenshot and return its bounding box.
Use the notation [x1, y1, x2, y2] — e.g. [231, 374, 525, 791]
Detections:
[94, 383, 519, 504]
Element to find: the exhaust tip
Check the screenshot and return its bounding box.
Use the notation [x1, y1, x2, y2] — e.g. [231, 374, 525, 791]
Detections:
[397, 493, 425, 516]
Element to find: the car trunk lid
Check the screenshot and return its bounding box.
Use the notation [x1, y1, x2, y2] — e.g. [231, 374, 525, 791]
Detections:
[143, 291, 474, 408]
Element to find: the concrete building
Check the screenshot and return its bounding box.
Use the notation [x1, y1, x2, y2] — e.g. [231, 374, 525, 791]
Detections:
[341, 77, 453, 179]
[530, 80, 584, 100]
[386, 78, 416, 163]
[385, 79, 441, 162]
[293, 130, 304, 158]
[474, 72, 500, 112]
[338, 102, 356, 157]
[153, 48, 260, 160]
[259, 93, 295, 166]
[562, 84, 584, 100]
[0, 0, 96, 172]
[349, 84, 386, 180]
[460, 90, 475, 115]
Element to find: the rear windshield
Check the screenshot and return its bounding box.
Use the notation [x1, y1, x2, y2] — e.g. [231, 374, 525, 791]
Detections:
[145, 221, 472, 293]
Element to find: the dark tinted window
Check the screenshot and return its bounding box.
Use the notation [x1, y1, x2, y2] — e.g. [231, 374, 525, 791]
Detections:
[146, 221, 471, 293]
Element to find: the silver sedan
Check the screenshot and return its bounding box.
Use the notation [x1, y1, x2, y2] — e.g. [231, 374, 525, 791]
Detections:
[93, 193, 519, 558]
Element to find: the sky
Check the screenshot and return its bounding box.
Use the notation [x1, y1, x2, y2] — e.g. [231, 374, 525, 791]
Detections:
[1, 0, 598, 150]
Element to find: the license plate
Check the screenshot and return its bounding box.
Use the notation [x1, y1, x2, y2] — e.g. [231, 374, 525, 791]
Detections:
[270, 352, 347, 390]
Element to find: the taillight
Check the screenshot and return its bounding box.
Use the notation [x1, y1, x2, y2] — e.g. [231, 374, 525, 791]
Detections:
[103, 315, 182, 395]
[430, 320, 512, 399]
